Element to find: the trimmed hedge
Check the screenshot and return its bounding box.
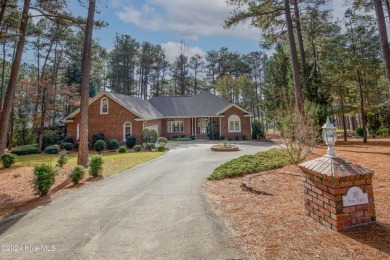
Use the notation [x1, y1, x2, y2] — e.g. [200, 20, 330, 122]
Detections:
[107, 138, 120, 150]
[94, 140, 106, 152]
[89, 155, 104, 177]
[119, 146, 127, 153]
[11, 144, 40, 155]
[69, 166, 85, 184]
[133, 145, 142, 152]
[208, 149, 292, 180]
[158, 145, 165, 152]
[92, 132, 105, 146]
[1, 154, 16, 168]
[146, 143, 155, 150]
[126, 136, 137, 148]
[44, 145, 59, 154]
[62, 142, 74, 151]
[33, 163, 56, 196]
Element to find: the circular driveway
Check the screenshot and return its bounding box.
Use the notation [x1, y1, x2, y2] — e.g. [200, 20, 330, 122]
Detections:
[0, 141, 279, 259]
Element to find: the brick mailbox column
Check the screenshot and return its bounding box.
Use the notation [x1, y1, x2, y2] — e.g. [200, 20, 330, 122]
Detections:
[299, 156, 376, 232]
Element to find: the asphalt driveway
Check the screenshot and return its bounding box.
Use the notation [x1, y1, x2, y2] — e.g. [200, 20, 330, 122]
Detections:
[0, 141, 278, 259]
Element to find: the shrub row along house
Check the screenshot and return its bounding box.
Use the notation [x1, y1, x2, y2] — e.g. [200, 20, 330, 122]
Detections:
[64, 91, 252, 144]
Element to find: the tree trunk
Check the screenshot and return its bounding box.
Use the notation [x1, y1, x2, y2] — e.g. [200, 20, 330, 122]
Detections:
[284, 0, 304, 116]
[385, 0, 390, 23]
[340, 93, 347, 142]
[0, 0, 8, 31]
[0, 35, 6, 113]
[293, 0, 306, 72]
[0, 0, 31, 154]
[374, 0, 390, 97]
[357, 70, 367, 143]
[77, 0, 96, 166]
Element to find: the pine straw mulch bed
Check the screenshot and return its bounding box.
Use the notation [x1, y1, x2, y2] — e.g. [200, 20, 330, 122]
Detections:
[205, 137, 390, 259]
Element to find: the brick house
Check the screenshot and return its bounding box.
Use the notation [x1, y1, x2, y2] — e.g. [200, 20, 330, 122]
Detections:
[64, 91, 252, 144]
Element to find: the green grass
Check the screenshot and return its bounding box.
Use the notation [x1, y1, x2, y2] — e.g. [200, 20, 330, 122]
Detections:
[208, 148, 292, 181]
[12, 152, 164, 176]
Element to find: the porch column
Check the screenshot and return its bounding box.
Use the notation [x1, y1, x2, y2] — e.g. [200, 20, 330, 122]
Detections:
[219, 117, 222, 136]
[195, 117, 197, 136]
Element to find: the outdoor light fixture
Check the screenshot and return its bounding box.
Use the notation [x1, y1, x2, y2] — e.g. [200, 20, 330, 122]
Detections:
[322, 117, 337, 158]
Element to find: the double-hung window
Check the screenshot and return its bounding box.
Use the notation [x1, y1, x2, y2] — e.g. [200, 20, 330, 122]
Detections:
[167, 120, 184, 133]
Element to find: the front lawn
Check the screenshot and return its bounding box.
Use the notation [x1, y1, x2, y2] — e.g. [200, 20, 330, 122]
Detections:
[0, 151, 164, 220]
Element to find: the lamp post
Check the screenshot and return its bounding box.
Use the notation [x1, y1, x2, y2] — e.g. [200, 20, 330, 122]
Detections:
[322, 117, 337, 158]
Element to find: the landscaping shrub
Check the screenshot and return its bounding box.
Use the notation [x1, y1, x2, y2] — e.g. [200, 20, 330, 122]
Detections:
[219, 136, 225, 141]
[92, 132, 105, 146]
[158, 145, 165, 152]
[1, 154, 16, 168]
[356, 127, 364, 137]
[62, 136, 74, 144]
[367, 112, 381, 135]
[208, 148, 292, 180]
[11, 144, 40, 155]
[189, 135, 195, 140]
[172, 136, 178, 139]
[107, 138, 120, 150]
[235, 136, 239, 141]
[94, 140, 106, 153]
[141, 128, 158, 143]
[119, 146, 127, 153]
[252, 120, 265, 139]
[62, 142, 74, 151]
[181, 135, 186, 138]
[242, 134, 247, 140]
[126, 135, 137, 148]
[89, 155, 104, 177]
[158, 137, 168, 145]
[133, 145, 142, 152]
[377, 128, 389, 137]
[44, 145, 59, 154]
[42, 130, 60, 150]
[146, 142, 155, 150]
[56, 151, 68, 168]
[33, 163, 56, 196]
[69, 165, 85, 184]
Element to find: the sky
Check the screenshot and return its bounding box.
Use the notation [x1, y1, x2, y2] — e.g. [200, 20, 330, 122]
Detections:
[76, 0, 265, 62]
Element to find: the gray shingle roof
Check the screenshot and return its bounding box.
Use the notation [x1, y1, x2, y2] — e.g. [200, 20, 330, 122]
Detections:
[378, 99, 390, 107]
[148, 91, 232, 117]
[108, 92, 164, 119]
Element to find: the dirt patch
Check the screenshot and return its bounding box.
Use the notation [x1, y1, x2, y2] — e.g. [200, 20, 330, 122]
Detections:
[205, 137, 390, 259]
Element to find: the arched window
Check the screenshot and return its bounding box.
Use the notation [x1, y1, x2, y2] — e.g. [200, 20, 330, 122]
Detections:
[123, 122, 132, 141]
[76, 123, 80, 140]
[101, 97, 108, 114]
[228, 114, 241, 133]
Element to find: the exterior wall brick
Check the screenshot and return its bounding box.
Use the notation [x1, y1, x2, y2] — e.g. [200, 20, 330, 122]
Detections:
[67, 94, 144, 145]
[220, 106, 251, 140]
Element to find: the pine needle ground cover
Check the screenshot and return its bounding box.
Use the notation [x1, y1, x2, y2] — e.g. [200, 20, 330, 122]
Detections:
[0, 152, 164, 220]
[205, 138, 390, 259]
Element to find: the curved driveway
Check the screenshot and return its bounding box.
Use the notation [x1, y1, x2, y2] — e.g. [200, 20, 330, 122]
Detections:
[0, 141, 278, 259]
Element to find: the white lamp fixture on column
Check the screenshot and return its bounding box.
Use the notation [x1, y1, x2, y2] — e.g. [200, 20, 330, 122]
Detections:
[322, 117, 337, 158]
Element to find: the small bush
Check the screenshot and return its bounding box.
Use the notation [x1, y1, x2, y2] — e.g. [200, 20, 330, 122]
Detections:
[69, 165, 85, 184]
[172, 136, 178, 139]
[181, 135, 186, 138]
[44, 145, 59, 154]
[133, 145, 142, 152]
[208, 149, 292, 180]
[1, 154, 16, 168]
[189, 135, 195, 140]
[92, 132, 105, 146]
[252, 120, 265, 139]
[356, 127, 364, 137]
[158, 145, 165, 152]
[56, 151, 68, 168]
[377, 128, 389, 137]
[62, 136, 74, 144]
[62, 142, 74, 151]
[33, 163, 56, 196]
[158, 137, 168, 145]
[107, 138, 120, 150]
[94, 140, 106, 153]
[141, 128, 158, 143]
[11, 144, 39, 155]
[89, 155, 104, 177]
[219, 136, 225, 141]
[126, 136, 137, 148]
[119, 146, 127, 153]
[235, 136, 239, 141]
[42, 130, 60, 150]
[146, 143, 155, 150]
[242, 134, 247, 140]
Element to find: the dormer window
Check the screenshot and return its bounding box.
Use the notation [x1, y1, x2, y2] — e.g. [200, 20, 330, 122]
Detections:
[101, 97, 108, 114]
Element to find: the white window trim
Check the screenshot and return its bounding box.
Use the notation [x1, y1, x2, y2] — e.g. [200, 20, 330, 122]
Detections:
[76, 123, 80, 140]
[123, 122, 132, 142]
[228, 114, 241, 133]
[167, 120, 184, 133]
[100, 97, 108, 114]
